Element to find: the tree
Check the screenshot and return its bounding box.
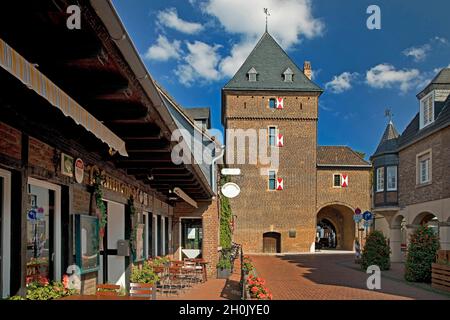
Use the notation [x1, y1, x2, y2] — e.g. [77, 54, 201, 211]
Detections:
[404, 225, 440, 282]
[361, 230, 391, 271]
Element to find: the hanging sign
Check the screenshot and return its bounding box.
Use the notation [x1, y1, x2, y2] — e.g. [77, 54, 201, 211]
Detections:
[61, 153, 74, 177]
[276, 178, 284, 190]
[221, 182, 241, 198]
[74, 158, 84, 184]
[276, 97, 284, 109]
[341, 174, 349, 187]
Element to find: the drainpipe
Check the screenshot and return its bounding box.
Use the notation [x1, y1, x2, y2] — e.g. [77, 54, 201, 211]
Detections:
[211, 145, 226, 196]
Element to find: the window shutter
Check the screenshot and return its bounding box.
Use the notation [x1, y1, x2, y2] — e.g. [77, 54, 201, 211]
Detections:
[276, 133, 284, 147]
[276, 97, 284, 109]
[341, 174, 348, 187]
[276, 178, 284, 190]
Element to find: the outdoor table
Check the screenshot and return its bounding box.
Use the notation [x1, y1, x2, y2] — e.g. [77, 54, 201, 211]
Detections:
[197, 260, 209, 282]
[60, 295, 151, 300]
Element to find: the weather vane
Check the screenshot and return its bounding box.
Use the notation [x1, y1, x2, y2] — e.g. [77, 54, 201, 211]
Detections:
[385, 108, 393, 122]
[264, 8, 270, 32]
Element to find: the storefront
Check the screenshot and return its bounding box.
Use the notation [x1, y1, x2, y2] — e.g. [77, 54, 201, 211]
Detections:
[0, 1, 218, 296]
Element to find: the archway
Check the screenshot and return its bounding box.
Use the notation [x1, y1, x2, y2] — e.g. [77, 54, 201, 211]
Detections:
[263, 232, 281, 253]
[316, 219, 337, 249]
[412, 212, 439, 235]
[316, 204, 355, 251]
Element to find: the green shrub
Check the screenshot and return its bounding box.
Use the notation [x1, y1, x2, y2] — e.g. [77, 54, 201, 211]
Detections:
[130, 260, 159, 284]
[9, 281, 76, 300]
[361, 230, 391, 271]
[217, 250, 232, 270]
[405, 225, 440, 282]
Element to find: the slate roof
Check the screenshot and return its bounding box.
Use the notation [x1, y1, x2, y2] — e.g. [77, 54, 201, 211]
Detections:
[317, 146, 371, 167]
[417, 68, 450, 98]
[223, 32, 323, 92]
[398, 94, 450, 149]
[372, 121, 400, 157]
[185, 107, 211, 128]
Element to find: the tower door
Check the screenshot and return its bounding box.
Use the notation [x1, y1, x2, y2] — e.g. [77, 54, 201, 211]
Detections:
[263, 232, 281, 253]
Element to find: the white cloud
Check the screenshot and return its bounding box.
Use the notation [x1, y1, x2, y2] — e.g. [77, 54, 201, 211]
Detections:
[218, 39, 256, 77]
[366, 64, 421, 93]
[175, 41, 222, 86]
[157, 8, 204, 34]
[203, 0, 323, 77]
[403, 36, 448, 62]
[403, 44, 431, 62]
[325, 72, 358, 94]
[144, 35, 182, 61]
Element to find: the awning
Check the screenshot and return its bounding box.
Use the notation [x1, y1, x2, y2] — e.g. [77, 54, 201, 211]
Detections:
[0, 38, 128, 157]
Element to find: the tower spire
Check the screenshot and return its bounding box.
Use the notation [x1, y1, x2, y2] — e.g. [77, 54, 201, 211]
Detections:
[264, 8, 270, 32]
[384, 108, 393, 123]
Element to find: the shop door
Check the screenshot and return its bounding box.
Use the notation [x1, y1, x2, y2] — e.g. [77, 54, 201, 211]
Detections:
[99, 201, 125, 287]
[180, 218, 202, 259]
[27, 178, 61, 283]
[0, 169, 11, 298]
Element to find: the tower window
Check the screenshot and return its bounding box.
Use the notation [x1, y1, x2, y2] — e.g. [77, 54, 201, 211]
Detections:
[268, 170, 277, 190]
[333, 174, 341, 188]
[283, 67, 294, 82]
[247, 67, 258, 82]
[269, 98, 276, 109]
[268, 126, 277, 146]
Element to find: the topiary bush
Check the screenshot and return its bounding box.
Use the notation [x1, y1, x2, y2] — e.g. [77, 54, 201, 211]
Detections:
[361, 230, 391, 271]
[404, 225, 440, 282]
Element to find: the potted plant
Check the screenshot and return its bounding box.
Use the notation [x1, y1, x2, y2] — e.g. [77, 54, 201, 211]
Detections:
[9, 275, 76, 300]
[247, 275, 272, 300]
[130, 260, 160, 285]
[217, 252, 232, 279]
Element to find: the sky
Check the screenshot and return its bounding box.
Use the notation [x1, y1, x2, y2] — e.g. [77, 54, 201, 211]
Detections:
[112, 0, 450, 159]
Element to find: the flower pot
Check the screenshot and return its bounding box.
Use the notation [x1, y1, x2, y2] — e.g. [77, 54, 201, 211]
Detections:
[217, 268, 231, 279]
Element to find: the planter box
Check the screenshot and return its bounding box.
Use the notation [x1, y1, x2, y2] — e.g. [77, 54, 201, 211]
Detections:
[431, 263, 450, 293]
[217, 268, 231, 279]
[436, 250, 450, 263]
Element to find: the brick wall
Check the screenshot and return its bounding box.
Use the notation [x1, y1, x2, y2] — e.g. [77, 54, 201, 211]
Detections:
[399, 126, 450, 206]
[173, 200, 219, 278]
[317, 168, 371, 211]
[0, 121, 21, 160]
[224, 91, 318, 253]
[29, 137, 55, 173]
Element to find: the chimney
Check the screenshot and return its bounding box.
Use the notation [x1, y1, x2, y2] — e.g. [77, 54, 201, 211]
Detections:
[303, 61, 312, 80]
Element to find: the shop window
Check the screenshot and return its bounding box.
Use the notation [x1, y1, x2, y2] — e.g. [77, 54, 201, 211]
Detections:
[181, 219, 202, 259]
[164, 216, 169, 255]
[157, 215, 162, 256]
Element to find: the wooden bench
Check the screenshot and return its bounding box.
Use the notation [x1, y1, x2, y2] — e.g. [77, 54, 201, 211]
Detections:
[96, 284, 121, 296]
[129, 283, 156, 300]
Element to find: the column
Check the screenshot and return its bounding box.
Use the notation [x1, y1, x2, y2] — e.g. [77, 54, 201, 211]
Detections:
[438, 222, 450, 250]
[405, 224, 419, 248]
[389, 225, 402, 263]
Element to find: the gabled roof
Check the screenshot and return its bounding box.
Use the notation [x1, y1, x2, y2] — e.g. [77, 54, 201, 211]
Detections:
[398, 94, 450, 149]
[185, 107, 211, 129]
[417, 68, 450, 98]
[223, 32, 322, 92]
[372, 121, 400, 157]
[317, 146, 371, 167]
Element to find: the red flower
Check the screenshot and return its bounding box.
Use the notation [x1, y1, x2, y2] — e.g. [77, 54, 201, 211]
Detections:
[257, 293, 266, 299]
[63, 274, 70, 289]
[251, 286, 259, 293]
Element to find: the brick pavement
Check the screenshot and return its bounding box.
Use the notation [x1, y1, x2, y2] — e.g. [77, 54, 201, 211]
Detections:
[249, 253, 450, 300]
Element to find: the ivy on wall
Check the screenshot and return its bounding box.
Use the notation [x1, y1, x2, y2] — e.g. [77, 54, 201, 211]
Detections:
[219, 175, 233, 250]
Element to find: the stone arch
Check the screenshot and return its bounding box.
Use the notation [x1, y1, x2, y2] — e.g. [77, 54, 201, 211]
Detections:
[389, 214, 406, 263]
[316, 204, 356, 251]
[412, 211, 439, 226]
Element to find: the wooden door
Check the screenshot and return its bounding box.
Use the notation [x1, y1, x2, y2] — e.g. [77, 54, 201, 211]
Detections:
[263, 233, 280, 253]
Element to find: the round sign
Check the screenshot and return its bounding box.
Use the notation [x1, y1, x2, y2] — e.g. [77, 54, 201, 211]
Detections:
[74, 158, 84, 184]
[363, 211, 373, 221]
[355, 207, 361, 215]
[221, 182, 241, 198]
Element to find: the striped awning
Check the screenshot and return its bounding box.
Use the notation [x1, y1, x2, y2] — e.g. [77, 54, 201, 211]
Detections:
[0, 38, 128, 157]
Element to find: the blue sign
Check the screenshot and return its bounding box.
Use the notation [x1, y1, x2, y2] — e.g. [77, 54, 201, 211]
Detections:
[363, 211, 373, 221]
[27, 209, 37, 220]
[353, 214, 363, 223]
[363, 220, 372, 229]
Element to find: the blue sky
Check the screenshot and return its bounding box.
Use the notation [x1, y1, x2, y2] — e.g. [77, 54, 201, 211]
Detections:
[112, 0, 450, 158]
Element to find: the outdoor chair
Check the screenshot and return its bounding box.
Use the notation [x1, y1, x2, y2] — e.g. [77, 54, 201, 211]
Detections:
[96, 284, 121, 296]
[165, 266, 187, 296]
[129, 283, 156, 300]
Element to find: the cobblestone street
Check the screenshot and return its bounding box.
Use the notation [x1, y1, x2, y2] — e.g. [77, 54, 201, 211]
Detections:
[249, 253, 450, 300]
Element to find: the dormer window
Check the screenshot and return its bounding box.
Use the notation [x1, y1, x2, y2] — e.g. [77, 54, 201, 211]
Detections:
[283, 67, 293, 82]
[420, 91, 435, 129]
[247, 67, 258, 82]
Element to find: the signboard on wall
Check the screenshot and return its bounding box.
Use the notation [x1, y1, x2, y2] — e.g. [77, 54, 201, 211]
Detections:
[74, 158, 84, 184]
